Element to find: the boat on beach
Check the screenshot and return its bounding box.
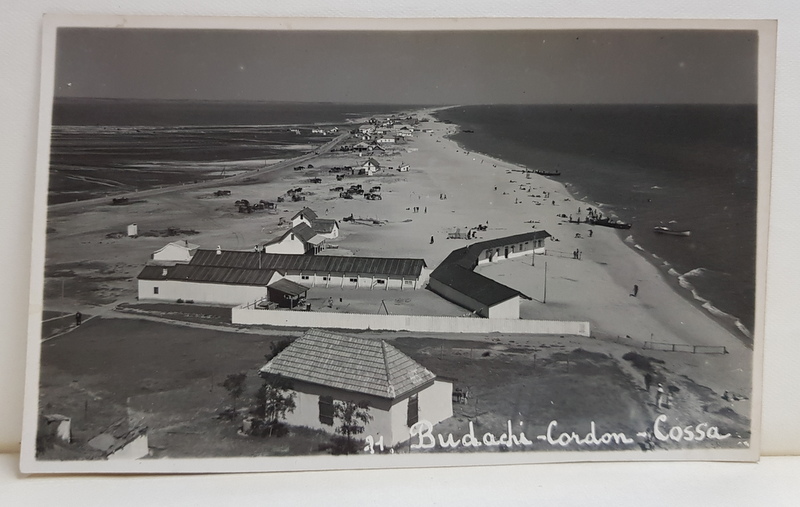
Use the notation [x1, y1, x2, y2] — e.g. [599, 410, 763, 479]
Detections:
[533, 169, 561, 176]
[588, 217, 632, 229]
[653, 226, 691, 237]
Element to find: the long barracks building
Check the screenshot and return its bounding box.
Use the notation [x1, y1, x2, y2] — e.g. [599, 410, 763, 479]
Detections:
[137, 248, 430, 306]
[429, 231, 551, 319]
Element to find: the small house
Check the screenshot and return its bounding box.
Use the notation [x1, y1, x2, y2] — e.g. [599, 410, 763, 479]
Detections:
[361, 158, 381, 176]
[260, 329, 453, 446]
[262, 223, 323, 255]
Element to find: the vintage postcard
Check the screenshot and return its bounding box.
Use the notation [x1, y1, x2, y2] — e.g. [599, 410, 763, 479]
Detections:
[21, 15, 775, 473]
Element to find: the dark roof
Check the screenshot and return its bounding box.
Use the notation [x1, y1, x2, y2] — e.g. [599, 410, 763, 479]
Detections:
[311, 219, 338, 234]
[429, 231, 548, 307]
[268, 278, 309, 297]
[169, 264, 277, 286]
[264, 223, 318, 247]
[291, 207, 318, 222]
[137, 265, 170, 280]
[362, 157, 381, 167]
[137, 262, 277, 286]
[190, 250, 427, 277]
[260, 329, 435, 399]
[88, 419, 148, 455]
[431, 263, 528, 307]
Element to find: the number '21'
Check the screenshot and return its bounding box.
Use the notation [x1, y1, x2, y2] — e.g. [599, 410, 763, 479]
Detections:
[364, 435, 385, 454]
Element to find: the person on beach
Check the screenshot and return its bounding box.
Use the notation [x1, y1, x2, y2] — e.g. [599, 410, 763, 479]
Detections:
[644, 373, 653, 392]
[589, 230, 593, 237]
[75, 312, 82, 326]
[656, 383, 665, 408]
[633, 284, 639, 297]
[430, 236, 434, 244]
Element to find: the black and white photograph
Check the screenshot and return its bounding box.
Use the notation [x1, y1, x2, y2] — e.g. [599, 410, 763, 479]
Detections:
[21, 16, 775, 473]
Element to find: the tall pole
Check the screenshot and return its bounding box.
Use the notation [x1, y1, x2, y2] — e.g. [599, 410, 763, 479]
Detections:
[543, 261, 547, 304]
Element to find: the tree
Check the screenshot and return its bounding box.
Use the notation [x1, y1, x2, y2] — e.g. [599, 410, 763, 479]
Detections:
[332, 400, 373, 455]
[255, 374, 296, 436]
[264, 338, 294, 362]
[221, 372, 247, 418]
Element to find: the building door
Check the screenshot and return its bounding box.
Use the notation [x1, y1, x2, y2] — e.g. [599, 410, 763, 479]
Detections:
[504, 246, 509, 258]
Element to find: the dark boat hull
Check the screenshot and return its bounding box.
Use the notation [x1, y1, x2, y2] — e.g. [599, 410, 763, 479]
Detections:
[589, 218, 632, 229]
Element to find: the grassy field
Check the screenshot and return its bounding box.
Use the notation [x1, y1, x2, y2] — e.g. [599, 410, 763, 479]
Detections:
[37, 316, 749, 459]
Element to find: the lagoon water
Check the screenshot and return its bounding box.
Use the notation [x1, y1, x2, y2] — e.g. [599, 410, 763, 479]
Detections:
[436, 104, 758, 337]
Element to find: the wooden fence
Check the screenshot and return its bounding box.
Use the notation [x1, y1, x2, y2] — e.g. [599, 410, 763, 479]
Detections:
[643, 341, 727, 355]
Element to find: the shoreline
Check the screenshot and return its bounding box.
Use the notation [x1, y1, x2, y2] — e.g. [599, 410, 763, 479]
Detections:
[435, 114, 752, 345]
[41, 104, 755, 409]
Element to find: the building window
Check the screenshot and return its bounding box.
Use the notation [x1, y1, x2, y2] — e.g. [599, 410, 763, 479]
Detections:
[301, 275, 310, 280]
[407, 394, 419, 427]
[376, 279, 386, 285]
[322, 276, 328, 281]
[349, 278, 358, 283]
[319, 395, 334, 426]
[403, 280, 413, 285]
[153, 287, 159, 295]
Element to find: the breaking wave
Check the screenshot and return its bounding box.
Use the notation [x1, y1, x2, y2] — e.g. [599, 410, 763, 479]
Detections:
[678, 267, 752, 339]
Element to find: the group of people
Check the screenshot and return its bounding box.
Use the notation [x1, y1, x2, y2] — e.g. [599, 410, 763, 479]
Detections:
[644, 374, 672, 409]
[572, 249, 582, 260]
[411, 206, 426, 213]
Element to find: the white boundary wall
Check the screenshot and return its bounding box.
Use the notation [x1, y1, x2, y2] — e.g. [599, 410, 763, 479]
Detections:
[232, 303, 590, 336]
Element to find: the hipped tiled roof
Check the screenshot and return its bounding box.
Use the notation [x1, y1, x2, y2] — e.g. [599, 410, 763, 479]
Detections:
[260, 329, 435, 399]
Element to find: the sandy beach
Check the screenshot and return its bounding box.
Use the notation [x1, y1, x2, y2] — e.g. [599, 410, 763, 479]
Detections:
[41, 107, 754, 436]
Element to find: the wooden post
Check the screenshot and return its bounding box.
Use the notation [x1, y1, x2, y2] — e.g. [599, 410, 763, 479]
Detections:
[543, 261, 548, 304]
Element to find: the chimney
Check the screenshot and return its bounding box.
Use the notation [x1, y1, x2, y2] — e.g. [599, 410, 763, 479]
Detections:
[216, 245, 222, 255]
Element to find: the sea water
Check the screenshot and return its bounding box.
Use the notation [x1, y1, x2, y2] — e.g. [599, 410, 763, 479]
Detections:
[435, 104, 758, 339]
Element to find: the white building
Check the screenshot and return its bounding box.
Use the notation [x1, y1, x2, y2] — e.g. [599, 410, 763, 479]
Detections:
[260, 329, 452, 446]
[428, 231, 550, 319]
[361, 158, 381, 175]
[291, 208, 339, 239]
[137, 249, 430, 305]
[262, 223, 323, 255]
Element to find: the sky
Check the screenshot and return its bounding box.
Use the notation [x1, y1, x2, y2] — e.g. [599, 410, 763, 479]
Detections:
[53, 28, 758, 104]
